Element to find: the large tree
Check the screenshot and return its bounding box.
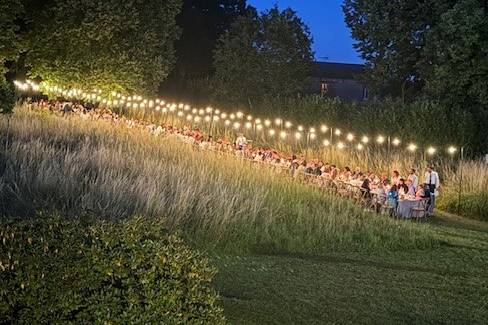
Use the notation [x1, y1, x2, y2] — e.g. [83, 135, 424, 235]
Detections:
[213, 6, 313, 105]
[343, 0, 446, 99]
[23, 0, 182, 95]
[160, 0, 248, 98]
[0, 0, 22, 114]
[0, 0, 23, 82]
[424, 0, 488, 107]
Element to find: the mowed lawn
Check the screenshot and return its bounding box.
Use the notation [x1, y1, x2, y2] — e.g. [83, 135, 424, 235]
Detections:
[214, 213, 488, 324]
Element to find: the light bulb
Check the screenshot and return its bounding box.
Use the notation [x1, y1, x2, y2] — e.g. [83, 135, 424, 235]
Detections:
[447, 146, 457, 155]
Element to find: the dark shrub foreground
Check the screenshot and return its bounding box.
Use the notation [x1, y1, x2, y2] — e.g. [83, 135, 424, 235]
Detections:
[0, 215, 225, 324]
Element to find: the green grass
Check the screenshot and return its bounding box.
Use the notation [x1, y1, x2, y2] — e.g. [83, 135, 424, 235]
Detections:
[213, 213, 488, 324]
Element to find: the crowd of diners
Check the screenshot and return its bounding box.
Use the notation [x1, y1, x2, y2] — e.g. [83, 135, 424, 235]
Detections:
[29, 99, 441, 219]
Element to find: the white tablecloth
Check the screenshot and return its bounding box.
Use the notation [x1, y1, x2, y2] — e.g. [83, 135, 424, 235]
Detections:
[396, 199, 419, 218]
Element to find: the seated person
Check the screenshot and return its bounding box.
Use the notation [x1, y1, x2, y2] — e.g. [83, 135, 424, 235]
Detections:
[387, 184, 399, 210]
[415, 185, 425, 199]
[398, 178, 409, 197]
[406, 179, 416, 197]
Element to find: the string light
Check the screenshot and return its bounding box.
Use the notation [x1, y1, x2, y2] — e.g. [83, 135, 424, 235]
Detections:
[16, 79, 460, 157]
[408, 143, 417, 152]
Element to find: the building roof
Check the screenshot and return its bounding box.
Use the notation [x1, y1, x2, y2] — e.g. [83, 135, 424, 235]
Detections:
[311, 62, 364, 80]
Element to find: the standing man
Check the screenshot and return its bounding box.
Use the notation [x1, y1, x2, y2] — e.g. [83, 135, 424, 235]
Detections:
[424, 165, 440, 215]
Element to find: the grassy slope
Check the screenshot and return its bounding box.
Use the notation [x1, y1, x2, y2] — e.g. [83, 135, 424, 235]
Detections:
[0, 108, 437, 253]
[214, 213, 488, 324]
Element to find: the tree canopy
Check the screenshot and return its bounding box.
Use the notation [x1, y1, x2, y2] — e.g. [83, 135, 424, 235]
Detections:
[213, 6, 313, 105]
[161, 0, 248, 95]
[343, 0, 488, 106]
[0, 0, 23, 84]
[22, 0, 182, 95]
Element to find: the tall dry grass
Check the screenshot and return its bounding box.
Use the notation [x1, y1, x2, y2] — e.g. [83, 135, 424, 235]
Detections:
[438, 161, 488, 221]
[114, 101, 488, 220]
[0, 107, 439, 252]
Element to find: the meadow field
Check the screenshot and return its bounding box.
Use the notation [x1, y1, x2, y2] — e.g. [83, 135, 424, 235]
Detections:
[1, 107, 487, 323]
[116, 100, 488, 222]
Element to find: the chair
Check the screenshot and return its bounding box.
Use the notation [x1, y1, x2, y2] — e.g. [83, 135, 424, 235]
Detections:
[380, 200, 396, 217]
[411, 199, 429, 221]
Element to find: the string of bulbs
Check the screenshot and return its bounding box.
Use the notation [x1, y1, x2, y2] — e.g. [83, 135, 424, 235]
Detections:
[13, 79, 460, 156]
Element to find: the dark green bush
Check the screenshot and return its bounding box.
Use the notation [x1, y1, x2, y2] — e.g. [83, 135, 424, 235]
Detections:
[0, 215, 225, 324]
[0, 82, 15, 115]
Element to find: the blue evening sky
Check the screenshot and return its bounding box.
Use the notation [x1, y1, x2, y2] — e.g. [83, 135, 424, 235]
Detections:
[248, 0, 363, 64]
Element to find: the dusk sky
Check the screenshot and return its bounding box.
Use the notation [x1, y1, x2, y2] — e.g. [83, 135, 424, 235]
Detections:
[248, 0, 363, 64]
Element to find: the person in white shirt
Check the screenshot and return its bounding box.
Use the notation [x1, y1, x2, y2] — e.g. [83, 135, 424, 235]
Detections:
[407, 168, 418, 188]
[424, 165, 440, 215]
[235, 134, 247, 150]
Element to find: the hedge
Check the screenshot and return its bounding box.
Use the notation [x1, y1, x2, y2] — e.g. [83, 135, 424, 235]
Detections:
[0, 215, 225, 324]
